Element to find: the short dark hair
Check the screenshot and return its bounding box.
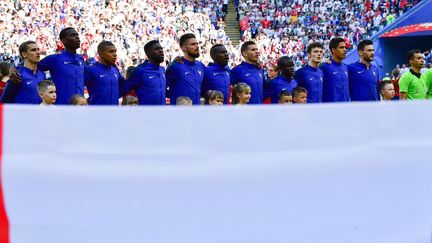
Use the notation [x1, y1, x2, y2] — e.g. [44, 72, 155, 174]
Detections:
[37, 80, 55, 93]
[292, 87, 307, 98]
[307, 42, 324, 54]
[204, 90, 224, 104]
[179, 33, 196, 47]
[379, 80, 393, 92]
[329, 37, 345, 54]
[210, 44, 225, 58]
[144, 40, 160, 56]
[0, 62, 12, 77]
[406, 49, 422, 63]
[357, 39, 373, 51]
[126, 66, 136, 79]
[59, 27, 76, 40]
[18, 41, 37, 58]
[277, 56, 293, 69]
[97, 41, 115, 54]
[241, 41, 256, 54]
[279, 90, 292, 99]
[69, 94, 86, 105]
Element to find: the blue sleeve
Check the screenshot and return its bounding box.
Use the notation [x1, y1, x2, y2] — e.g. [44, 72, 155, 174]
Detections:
[230, 67, 240, 85]
[1, 81, 21, 103]
[84, 66, 91, 87]
[165, 63, 178, 97]
[38, 54, 55, 72]
[263, 80, 273, 100]
[293, 69, 304, 87]
[120, 68, 139, 96]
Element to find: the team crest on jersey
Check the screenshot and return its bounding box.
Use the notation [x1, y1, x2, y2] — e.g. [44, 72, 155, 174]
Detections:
[198, 70, 202, 76]
[373, 71, 376, 76]
[345, 71, 348, 76]
[114, 73, 118, 79]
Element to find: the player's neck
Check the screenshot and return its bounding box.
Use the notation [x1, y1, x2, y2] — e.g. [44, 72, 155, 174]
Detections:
[332, 56, 343, 63]
[99, 59, 111, 66]
[308, 61, 319, 68]
[24, 61, 38, 74]
[183, 55, 195, 62]
[244, 59, 256, 65]
[148, 60, 160, 66]
[410, 66, 421, 74]
[64, 47, 77, 54]
[360, 58, 371, 69]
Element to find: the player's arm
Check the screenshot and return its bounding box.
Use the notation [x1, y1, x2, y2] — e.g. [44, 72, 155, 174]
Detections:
[398, 75, 409, 100]
[37, 54, 55, 72]
[0, 81, 21, 103]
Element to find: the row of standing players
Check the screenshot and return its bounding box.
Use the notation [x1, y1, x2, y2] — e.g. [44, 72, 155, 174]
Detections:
[2, 27, 432, 106]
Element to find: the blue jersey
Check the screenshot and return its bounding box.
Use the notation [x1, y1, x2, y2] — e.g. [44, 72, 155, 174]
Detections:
[85, 62, 125, 105]
[202, 63, 230, 104]
[294, 64, 323, 103]
[320, 60, 350, 102]
[348, 61, 379, 101]
[230, 62, 264, 104]
[121, 61, 166, 105]
[1, 66, 45, 104]
[38, 50, 85, 104]
[264, 75, 298, 103]
[166, 58, 205, 105]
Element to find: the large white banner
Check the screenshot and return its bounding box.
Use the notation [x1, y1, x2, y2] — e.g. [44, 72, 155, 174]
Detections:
[1, 102, 432, 243]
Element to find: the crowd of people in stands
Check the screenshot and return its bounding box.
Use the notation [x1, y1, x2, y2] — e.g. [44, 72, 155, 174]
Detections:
[236, 0, 421, 68]
[0, 0, 232, 69]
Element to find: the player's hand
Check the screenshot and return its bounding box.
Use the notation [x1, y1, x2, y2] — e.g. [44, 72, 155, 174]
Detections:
[323, 58, 332, 64]
[9, 67, 22, 84]
[173, 56, 184, 64]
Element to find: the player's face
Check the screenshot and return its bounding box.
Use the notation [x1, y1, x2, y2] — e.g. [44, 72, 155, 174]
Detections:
[148, 43, 164, 64]
[212, 46, 229, 66]
[381, 83, 395, 100]
[100, 45, 117, 65]
[182, 38, 200, 58]
[243, 44, 259, 63]
[360, 44, 374, 62]
[410, 53, 425, 69]
[23, 43, 41, 64]
[294, 92, 307, 104]
[332, 41, 347, 60]
[280, 61, 295, 79]
[279, 95, 292, 104]
[42, 85, 57, 104]
[308, 47, 323, 64]
[62, 29, 81, 50]
[209, 97, 224, 105]
[238, 88, 251, 104]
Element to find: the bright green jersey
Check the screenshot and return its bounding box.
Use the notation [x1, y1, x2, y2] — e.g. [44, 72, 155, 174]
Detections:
[423, 68, 432, 98]
[398, 69, 427, 100]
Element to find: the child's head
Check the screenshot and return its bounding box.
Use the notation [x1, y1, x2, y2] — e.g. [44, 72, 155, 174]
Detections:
[205, 90, 224, 105]
[0, 62, 11, 80]
[122, 95, 139, 106]
[292, 87, 307, 104]
[125, 66, 136, 80]
[176, 96, 193, 105]
[69, 94, 88, 106]
[37, 80, 56, 105]
[232, 82, 251, 104]
[379, 80, 395, 100]
[278, 90, 292, 104]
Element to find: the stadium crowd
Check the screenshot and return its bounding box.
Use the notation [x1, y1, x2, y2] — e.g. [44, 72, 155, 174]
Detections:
[0, 0, 233, 68]
[236, 0, 422, 68]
